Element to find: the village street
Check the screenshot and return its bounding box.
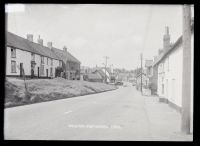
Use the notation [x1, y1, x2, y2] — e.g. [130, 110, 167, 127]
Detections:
[4, 83, 192, 141]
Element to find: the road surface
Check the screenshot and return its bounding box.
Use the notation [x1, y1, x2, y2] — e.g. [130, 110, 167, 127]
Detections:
[4, 83, 192, 141]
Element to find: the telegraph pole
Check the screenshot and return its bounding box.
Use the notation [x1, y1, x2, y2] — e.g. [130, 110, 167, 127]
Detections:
[181, 4, 192, 134]
[104, 56, 109, 83]
[140, 53, 143, 93]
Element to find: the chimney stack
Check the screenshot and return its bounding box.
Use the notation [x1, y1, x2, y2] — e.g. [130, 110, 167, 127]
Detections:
[27, 34, 33, 42]
[163, 26, 170, 50]
[153, 56, 158, 62]
[37, 35, 43, 46]
[47, 42, 52, 49]
[63, 46, 67, 52]
[158, 49, 163, 55]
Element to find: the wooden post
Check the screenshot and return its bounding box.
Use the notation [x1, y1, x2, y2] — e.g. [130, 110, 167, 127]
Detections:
[181, 4, 192, 134]
[141, 53, 143, 93]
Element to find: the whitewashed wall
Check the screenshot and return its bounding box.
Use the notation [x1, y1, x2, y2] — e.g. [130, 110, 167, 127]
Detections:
[34, 53, 41, 76]
[6, 46, 61, 78]
[157, 43, 183, 108]
[190, 33, 194, 133]
[6, 46, 32, 76]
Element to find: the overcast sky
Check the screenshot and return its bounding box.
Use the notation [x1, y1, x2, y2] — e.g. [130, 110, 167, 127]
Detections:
[6, 4, 184, 70]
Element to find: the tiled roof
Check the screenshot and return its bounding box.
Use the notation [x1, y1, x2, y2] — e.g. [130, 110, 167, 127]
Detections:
[153, 23, 194, 67]
[6, 31, 80, 64]
[92, 69, 106, 78]
[51, 47, 81, 63]
[87, 73, 103, 80]
[6, 32, 60, 60]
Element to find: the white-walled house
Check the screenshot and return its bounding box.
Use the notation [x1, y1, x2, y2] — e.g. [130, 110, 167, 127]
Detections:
[6, 32, 79, 79]
[153, 24, 194, 115]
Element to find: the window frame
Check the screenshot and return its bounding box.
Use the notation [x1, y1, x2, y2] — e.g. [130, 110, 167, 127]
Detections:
[11, 47, 16, 58]
[31, 53, 35, 61]
[51, 59, 53, 66]
[40, 64, 44, 75]
[11, 60, 16, 73]
[41, 56, 44, 64]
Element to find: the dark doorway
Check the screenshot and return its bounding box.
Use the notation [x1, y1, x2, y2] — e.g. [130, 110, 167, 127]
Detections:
[38, 67, 39, 78]
[20, 63, 23, 77]
[46, 69, 48, 78]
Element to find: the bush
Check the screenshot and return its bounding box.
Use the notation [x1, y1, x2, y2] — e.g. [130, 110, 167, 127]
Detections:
[55, 66, 64, 77]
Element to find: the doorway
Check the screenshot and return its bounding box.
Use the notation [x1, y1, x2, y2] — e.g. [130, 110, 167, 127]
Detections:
[20, 63, 23, 77]
[38, 67, 39, 78]
[46, 69, 48, 78]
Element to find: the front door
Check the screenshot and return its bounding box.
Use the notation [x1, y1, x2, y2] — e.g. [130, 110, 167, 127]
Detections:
[38, 67, 39, 78]
[46, 69, 48, 77]
[20, 63, 23, 77]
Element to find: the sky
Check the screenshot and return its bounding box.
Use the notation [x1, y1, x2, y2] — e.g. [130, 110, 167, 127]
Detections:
[6, 4, 184, 70]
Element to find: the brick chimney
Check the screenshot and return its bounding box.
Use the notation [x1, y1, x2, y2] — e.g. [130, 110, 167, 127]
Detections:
[158, 49, 163, 55]
[153, 56, 158, 62]
[47, 42, 52, 49]
[27, 34, 33, 42]
[37, 35, 43, 46]
[163, 26, 170, 50]
[63, 46, 67, 52]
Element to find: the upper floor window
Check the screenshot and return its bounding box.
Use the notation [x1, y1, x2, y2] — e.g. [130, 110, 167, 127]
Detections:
[41, 56, 44, 64]
[11, 60, 16, 73]
[31, 53, 35, 61]
[11, 47, 16, 58]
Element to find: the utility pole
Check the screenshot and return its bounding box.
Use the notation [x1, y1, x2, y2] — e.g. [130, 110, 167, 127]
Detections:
[140, 53, 143, 93]
[103, 56, 109, 83]
[181, 4, 192, 134]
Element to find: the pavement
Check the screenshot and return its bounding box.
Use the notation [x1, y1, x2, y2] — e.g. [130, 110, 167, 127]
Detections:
[4, 84, 193, 141]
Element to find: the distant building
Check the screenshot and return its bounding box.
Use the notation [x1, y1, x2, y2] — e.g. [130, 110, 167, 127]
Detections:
[135, 72, 149, 91]
[84, 72, 104, 82]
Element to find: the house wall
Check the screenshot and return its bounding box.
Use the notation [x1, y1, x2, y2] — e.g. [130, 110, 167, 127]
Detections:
[6, 46, 32, 76]
[157, 42, 183, 108]
[190, 33, 194, 133]
[151, 65, 158, 94]
[6, 46, 61, 78]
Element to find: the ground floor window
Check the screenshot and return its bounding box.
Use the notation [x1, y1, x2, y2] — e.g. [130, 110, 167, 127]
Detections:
[162, 84, 164, 94]
[11, 61, 16, 73]
[40, 65, 44, 75]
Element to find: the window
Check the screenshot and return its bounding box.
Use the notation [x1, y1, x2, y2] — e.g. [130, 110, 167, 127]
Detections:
[41, 56, 44, 64]
[11, 48, 16, 58]
[163, 63, 165, 72]
[47, 58, 48, 65]
[40, 65, 44, 75]
[51, 59, 53, 66]
[162, 84, 164, 94]
[11, 61, 16, 73]
[31, 53, 35, 61]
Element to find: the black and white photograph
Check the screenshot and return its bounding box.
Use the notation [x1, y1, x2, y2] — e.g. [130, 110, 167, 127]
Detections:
[4, 4, 194, 141]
